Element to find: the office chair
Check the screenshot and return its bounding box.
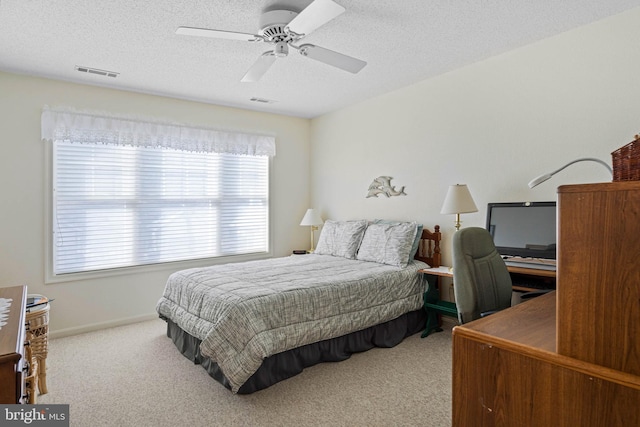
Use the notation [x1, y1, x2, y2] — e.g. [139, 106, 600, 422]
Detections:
[451, 227, 545, 324]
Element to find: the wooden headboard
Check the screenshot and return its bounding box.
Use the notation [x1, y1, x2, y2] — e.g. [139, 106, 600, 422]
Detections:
[414, 225, 441, 268]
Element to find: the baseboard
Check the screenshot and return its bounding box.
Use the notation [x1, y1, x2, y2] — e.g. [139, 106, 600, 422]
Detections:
[49, 313, 159, 339]
[50, 312, 458, 339]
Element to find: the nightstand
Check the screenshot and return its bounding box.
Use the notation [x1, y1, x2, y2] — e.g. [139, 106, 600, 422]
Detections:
[419, 267, 458, 337]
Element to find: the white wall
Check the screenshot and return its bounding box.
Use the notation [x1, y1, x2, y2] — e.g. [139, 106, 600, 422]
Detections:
[0, 72, 311, 336]
[310, 7, 640, 266]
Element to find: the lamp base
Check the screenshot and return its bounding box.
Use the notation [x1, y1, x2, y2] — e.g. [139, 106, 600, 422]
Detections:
[309, 226, 318, 252]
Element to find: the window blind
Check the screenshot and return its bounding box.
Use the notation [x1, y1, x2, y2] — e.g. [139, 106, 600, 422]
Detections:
[44, 107, 272, 276]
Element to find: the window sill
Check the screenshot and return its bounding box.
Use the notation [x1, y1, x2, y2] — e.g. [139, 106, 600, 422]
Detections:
[45, 251, 272, 284]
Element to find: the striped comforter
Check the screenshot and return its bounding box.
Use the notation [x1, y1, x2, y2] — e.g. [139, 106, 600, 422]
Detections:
[156, 254, 428, 392]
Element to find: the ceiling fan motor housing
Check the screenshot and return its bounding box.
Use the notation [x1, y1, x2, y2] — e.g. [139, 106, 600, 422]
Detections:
[259, 10, 298, 42]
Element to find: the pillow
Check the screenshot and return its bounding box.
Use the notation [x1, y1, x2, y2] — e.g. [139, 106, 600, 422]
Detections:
[314, 220, 368, 259]
[357, 221, 418, 267]
[373, 220, 423, 263]
[409, 223, 424, 261]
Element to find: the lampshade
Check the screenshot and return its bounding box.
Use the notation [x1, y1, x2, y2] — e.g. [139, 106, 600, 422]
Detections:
[440, 184, 478, 215]
[528, 157, 613, 188]
[300, 208, 323, 226]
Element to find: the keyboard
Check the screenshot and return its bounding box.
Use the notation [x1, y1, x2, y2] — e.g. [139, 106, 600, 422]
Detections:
[504, 257, 556, 271]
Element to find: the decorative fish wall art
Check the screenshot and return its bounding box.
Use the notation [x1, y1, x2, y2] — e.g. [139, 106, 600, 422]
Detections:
[366, 176, 407, 198]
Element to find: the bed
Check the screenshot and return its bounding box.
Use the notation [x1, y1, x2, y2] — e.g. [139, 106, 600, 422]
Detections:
[156, 220, 441, 394]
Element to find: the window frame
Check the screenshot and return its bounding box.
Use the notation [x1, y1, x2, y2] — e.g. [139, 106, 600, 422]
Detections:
[42, 109, 275, 284]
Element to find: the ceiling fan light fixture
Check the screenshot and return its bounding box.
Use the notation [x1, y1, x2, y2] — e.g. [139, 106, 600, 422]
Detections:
[274, 41, 289, 57]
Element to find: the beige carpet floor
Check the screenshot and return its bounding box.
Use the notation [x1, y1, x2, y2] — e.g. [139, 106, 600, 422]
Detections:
[37, 318, 453, 427]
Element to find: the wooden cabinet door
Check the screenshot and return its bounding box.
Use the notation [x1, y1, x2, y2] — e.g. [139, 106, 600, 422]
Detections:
[557, 182, 640, 376]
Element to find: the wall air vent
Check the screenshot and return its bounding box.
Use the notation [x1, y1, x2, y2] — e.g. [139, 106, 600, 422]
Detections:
[250, 97, 276, 104]
[75, 66, 119, 78]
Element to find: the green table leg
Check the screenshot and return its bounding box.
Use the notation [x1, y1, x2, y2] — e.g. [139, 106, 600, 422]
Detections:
[421, 274, 443, 337]
[421, 273, 458, 338]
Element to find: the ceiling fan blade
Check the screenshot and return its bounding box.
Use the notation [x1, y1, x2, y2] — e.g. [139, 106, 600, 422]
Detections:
[176, 26, 260, 42]
[298, 44, 366, 74]
[241, 52, 277, 82]
[287, 0, 345, 36]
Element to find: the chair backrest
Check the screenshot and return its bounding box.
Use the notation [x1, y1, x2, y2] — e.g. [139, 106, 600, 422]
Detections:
[452, 227, 513, 324]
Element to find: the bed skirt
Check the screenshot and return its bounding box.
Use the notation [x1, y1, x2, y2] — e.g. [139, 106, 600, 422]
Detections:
[162, 309, 427, 394]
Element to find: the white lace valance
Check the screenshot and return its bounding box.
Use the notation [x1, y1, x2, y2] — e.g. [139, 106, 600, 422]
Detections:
[41, 106, 276, 157]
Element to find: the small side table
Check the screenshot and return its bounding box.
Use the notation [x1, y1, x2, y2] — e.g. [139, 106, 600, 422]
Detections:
[419, 267, 458, 337]
[25, 296, 51, 403]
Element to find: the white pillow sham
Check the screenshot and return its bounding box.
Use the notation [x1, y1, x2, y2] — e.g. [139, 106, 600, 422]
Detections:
[356, 221, 418, 267]
[314, 219, 368, 259]
[373, 219, 423, 264]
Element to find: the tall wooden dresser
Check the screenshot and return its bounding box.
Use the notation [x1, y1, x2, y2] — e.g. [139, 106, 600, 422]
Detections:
[452, 182, 640, 426]
[0, 285, 27, 404]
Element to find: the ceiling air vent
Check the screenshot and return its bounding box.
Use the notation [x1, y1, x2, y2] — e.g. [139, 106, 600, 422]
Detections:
[75, 66, 119, 78]
[250, 97, 276, 104]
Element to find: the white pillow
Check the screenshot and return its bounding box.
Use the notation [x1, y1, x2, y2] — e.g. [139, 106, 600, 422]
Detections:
[314, 220, 368, 259]
[356, 222, 418, 267]
[373, 219, 423, 264]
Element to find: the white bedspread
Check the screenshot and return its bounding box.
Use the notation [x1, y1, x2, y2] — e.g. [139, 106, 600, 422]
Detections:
[156, 254, 428, 392]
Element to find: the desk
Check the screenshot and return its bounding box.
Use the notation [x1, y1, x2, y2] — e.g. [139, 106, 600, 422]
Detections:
[452, 183, 640, 425]
[452, 292, 640, 426]
[419, 265, 556, 337]
[419, 264, 556, 279]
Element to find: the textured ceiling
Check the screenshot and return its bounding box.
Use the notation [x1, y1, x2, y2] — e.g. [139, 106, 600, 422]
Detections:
[1, 1, 639, 118]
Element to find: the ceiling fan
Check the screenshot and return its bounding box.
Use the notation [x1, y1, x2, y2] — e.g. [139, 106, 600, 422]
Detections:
[176, 0, 367, 82]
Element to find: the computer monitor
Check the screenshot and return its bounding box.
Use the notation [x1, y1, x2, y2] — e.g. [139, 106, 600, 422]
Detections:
[486, 201, 556, 260]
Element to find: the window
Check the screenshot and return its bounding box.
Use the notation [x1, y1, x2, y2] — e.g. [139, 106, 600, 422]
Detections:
[42, 107, 275, 277]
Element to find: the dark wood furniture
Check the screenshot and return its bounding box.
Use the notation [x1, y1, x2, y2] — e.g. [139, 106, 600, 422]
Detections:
[414, 225, 441, 268]
[452, 291, 640, 426]
[508, 265, 556, 291]
[0, 285, 27, 404]
[556, 182, 640, 375]
[452, 182, 640, 426]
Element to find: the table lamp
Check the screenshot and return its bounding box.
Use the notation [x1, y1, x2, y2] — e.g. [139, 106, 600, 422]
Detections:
[440, 184, 478, 231]
[300, 208, 323, 252]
